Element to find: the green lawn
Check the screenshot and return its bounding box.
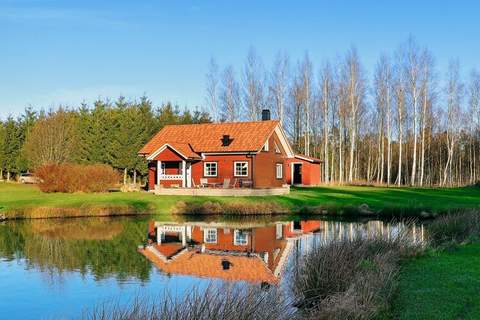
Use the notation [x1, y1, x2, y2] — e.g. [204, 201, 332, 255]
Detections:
[391, 243, 480, 320]
[1, 182, 480, 218]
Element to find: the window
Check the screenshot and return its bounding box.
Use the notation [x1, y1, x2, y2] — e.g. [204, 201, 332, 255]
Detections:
[274, 142, 281, 154]
[204, 162, 217, 177]
[204, 228, 217, 243]
[262, 140, 269, 152]
[234, 230, 248, 245]
[160, 162, 165, 174]
[234, 161, 248, 177]
[276, 163, 283, 179]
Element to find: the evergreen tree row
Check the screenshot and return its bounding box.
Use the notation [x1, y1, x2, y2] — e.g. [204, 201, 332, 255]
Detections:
[0, 96, 210, 183]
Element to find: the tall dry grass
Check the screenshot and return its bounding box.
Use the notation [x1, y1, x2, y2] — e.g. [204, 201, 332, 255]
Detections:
[292, 226, 422, 319]
[171, 200, 288, 215]
[83, 285, 293, 320]
[427, 210, 480, 246]
[35, 163, 120, 193]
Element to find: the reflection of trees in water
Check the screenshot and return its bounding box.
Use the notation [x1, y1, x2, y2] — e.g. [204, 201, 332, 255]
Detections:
[0, 218, 153, 283]
[290, 220, 425, 258]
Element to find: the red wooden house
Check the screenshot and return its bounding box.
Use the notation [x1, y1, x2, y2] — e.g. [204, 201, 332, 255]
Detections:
[138, 111, 322, 190]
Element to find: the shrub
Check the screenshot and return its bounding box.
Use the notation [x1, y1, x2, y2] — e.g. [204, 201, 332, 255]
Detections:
[35, 163, 120, 193]
[427, 210, 480, 246]
[292, 227, 422, 319]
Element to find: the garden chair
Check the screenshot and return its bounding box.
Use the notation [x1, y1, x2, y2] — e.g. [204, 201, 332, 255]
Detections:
[222, 178, 231, 189]
[200, 178, 208, 188]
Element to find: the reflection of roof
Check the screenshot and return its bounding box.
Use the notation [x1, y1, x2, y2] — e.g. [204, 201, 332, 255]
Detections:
[139, 120, 279, 156]
[154, 243, 184, 259]
[139, 247, 278, 284]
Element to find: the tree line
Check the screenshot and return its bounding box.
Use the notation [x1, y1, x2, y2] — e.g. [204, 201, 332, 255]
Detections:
[0, 97, 210, 183]
[205, 37, 480, 187]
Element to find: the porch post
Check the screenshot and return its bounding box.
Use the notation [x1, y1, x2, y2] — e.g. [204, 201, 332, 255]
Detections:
[157, 161, 162, 187]
[182, 160, 186, 187]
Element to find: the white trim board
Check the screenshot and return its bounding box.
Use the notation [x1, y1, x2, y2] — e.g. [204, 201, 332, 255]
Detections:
[147, 144, 188, 161]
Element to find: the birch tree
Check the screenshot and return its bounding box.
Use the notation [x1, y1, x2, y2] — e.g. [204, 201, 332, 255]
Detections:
[469, 70, 480, 182]
[419, 50, 435, 186]
[400, 37, 423, 186]
[442, 60, 464, 186]
[269, 51, 290, 126]
[242, 47, 265, 121]
[343, 47, 365, 182]
[205, 58, 220, 122]
[220, 65, 241, 122]
[319, 61, 334, 182]
[394, 69, 406, 186]
[297, 53, 314, 156]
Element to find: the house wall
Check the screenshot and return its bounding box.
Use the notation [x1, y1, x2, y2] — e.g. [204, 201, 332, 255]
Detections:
[190, 154, 253, 187]
[253, 132, 287, 188]
[285, 158, 322, 185]
[148, 162, 156, 191]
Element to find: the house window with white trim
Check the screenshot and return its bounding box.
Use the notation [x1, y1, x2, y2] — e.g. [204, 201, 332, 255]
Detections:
[262, 140, 269, 152]
[276, 163, 283, 179]
[234, 161, 248, 177]
[234, 230, 248, 245]
[204, 228, 217, 243]
[204, 162, 217, 177]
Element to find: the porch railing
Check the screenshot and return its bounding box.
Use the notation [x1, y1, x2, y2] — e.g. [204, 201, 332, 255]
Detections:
[159, 174, 183, 180]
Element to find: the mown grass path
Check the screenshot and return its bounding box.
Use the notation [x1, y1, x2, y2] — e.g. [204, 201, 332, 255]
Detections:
[391, 243, 480, 320]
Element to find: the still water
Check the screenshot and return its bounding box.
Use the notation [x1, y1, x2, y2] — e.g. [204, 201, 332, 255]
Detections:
[0, 216, 423, 319]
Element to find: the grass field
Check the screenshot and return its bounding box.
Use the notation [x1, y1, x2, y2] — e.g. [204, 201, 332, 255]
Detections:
[1, 182, 480, 219]
[390, 243, 480, 320]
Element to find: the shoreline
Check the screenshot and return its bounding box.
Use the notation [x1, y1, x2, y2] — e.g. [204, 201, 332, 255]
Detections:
[2, 183, 480, 221]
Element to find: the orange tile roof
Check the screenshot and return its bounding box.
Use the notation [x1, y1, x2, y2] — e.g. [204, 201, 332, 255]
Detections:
[139, 120, 279, 157]
[139, 247, 278, 284]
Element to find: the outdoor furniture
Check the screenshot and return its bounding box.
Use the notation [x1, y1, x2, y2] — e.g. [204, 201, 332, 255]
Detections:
[222, 178, 231, 189]
[207, 182, 223, 188]
[200, 178, 208, 188]
[240, 179, 253, 188]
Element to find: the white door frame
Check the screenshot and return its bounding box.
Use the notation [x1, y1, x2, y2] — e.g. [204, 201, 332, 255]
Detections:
[290, 162, 303, 185]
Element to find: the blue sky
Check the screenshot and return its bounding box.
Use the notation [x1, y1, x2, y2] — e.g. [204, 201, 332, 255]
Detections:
[1, 0, 480, 118]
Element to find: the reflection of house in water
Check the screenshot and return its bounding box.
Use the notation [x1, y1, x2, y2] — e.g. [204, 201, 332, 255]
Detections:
[138, 220, 322, 284]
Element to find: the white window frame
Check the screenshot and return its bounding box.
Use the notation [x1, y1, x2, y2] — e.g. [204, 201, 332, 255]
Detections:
[203, 162, 218, 177]
[234, 161, 249, 177]
[274, 142, 281, 154]
[234, 230, 248, 246]
[276, 163, 283, 179]
[262, 140, 269, 152]
[204, 228, 217, 243]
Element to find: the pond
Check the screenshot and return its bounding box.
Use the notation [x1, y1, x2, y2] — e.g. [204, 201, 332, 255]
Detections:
[0, 215, 424, 319]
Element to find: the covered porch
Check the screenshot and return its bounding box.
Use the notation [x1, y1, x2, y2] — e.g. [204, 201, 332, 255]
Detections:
[155, 160, 192, 188]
